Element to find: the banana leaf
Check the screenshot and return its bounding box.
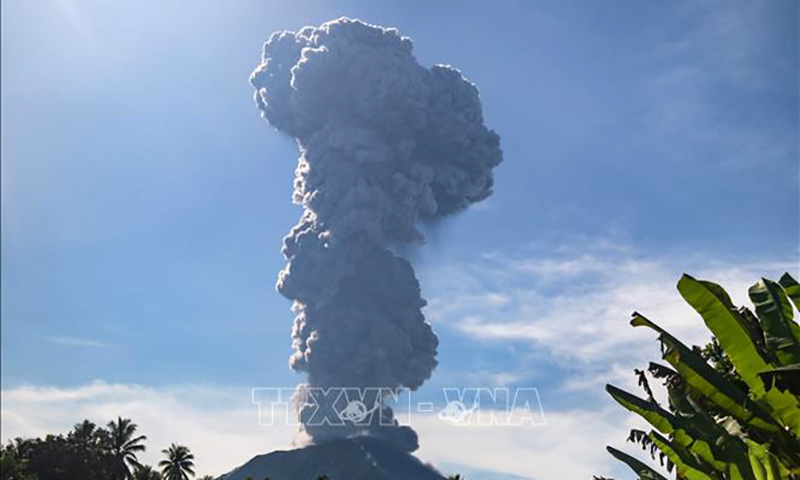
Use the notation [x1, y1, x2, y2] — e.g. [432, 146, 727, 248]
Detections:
[648, 431, 717, 480]
[779, 273, 800, 313]
[606, 384, 677, 435]
[631, 313, 779, 433]
[678, 275, 770, 395]
[758, 364, 800, 396]
[606, 446, 668, 480]
[677, 275, 800, 434]
[606, 384, 744, 475]
[746, 438, 791, 480]
[748, 278, 800, 366]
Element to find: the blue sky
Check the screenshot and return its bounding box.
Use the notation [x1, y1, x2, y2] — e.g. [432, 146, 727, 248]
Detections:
[1, 1, 798, 478]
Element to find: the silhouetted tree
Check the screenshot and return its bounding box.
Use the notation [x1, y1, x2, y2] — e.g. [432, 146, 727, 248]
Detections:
[133, 465, 163, 480]
[107, 417, 147, 479]
[7, 432, 115, 480]
[0, 418, 150, 480]
[0, 439, 36, 480]
[159, 444, 195, 480]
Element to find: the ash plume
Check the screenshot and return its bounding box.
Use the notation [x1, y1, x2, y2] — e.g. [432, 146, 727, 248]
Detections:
[250, 17, 502, 452]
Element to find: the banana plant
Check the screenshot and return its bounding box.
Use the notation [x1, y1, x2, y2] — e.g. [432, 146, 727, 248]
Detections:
[603, 273, 800, 480]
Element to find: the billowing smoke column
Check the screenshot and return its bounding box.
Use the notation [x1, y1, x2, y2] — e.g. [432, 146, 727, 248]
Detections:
[250, 18, 502, 452]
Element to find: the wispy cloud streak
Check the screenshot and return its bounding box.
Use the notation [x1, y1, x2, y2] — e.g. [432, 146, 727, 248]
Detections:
[47, 337, 111, 348]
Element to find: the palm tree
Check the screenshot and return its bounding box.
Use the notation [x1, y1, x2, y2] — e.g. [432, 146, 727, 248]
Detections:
[159, 443, 195, 480]
[107, 417, 147, 479]
[133, 465, 163, 480]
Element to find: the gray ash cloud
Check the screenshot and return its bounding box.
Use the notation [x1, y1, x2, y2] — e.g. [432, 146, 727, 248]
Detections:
[250, 17, 502, 452]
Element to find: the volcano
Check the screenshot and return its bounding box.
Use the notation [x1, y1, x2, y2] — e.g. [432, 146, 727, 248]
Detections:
[218, 437, 446, 480]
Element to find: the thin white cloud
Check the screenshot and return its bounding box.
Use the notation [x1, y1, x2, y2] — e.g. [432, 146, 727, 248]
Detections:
[47, 337, 111, 348]
[420, 239, 797, 388]
[416, 406, 658, 480]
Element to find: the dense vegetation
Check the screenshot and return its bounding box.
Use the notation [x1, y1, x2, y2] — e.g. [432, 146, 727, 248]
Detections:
[602, 273, 800, 479]
[0, 417, 204, 480]
[1, 417, 469, 479]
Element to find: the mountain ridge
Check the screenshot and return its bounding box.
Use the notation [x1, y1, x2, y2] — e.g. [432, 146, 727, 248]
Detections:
[218, 436, 446, 480]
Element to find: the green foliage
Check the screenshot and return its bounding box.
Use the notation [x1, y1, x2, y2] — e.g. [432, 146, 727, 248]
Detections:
[603, 273, 800, 479]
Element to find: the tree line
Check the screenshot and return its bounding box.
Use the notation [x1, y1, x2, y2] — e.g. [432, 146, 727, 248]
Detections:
[0, 417, 211, 480]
